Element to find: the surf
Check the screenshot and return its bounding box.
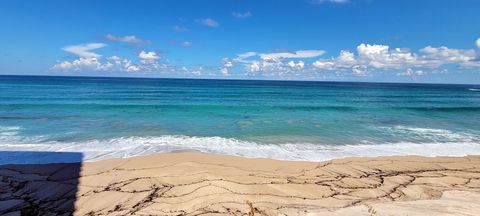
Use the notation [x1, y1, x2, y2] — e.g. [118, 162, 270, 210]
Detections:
[1, 133, 480, 164]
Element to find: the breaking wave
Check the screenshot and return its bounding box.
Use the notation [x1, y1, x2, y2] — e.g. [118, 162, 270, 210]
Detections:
[1, 132, 480, 164]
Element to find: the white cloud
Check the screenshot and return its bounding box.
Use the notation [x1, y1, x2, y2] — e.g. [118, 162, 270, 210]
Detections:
[180, 41, 192, 47]
[312, 42, 479, 76]
[51, 56, 144, 73]
[51, 57, 113, 71]
[420, 46, 476, 65]
[397, 68, 425, 76]
[220, 58, 234, 75]
[195, 18, 219, 27]
[248, 61, 261, 72]
[222, 39, 480, 79]
[287, 60, 305, 68]
[357, 44, 417, 69]
[476, 38, 480, 48]
[52, 45, 206, 77]
[122, 59, 141, 72]
[220, 68, 230, 76]
[220, 50, 324, 76]
[309, 0, 350, 4]
[52, 51, 159, 73]
[137, 51, 161, 71]
[245, 59, 305, 75]
[232, 12, 252, 18]
[52, 55, 170, 74]
[234, 52, 257, 63]
[62, 43, 106, 58]
[107, 56, 121, 62]
[352, 65, 368, 76]
[190, 67, 203, 76]
[461, 59, 480, 68]
[313, 50, 357, 70]
[172, 41, 192, 47]
[138, 51, 159, 60]
[312, 60, 335, 70]
[172, 25, 188, 32]
[105, 34, 148, 44]
[259, 50, 326, 60]
[53, 39, 480, 80]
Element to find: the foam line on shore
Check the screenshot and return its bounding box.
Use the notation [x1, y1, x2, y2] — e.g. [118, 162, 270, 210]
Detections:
[1, 135, 480, 164]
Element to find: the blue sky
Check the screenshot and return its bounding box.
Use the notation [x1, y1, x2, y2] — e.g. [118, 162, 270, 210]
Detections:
[1, 0, 479, 83]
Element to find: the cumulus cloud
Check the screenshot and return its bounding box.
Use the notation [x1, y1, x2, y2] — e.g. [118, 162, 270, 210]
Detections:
[221, 39, 480, 78]
[52, 46, 206, 77]
[352, 65, 368, 76]
[313, 50, 356, 70]
[476, 38, 480, 48]
[53, 39, 480, 80]
[137, 51, 161, 71]
[105, 34, 149, 44]
[287, 60, 305, 68]
[220, 58, 234, 76]
[51, 56, 143, 73]
[311, 42, 479, 76]
[62, 43, 106, 58]
[356, 44, 417, 69]
[420, 46, 476, 65]
[247, 50, 324, 73]
[53, 55, 177, 75]
[52, 33, 210, 77]
[397, 68, 425, 77]
[219, 50, 324, 76]
[195, 18, 219, 27]
[138, 51, 159, 60]
[232, 12, 252, 18]
[51, 57, 113, 71]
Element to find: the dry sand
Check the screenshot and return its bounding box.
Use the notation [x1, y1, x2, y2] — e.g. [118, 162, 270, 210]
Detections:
[1, 152, 480, 215]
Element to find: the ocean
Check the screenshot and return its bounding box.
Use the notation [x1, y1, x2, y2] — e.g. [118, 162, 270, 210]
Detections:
[1, 75, 480, 164]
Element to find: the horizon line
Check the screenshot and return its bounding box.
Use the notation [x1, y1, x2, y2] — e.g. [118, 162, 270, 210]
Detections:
[0, 74, 479, 86]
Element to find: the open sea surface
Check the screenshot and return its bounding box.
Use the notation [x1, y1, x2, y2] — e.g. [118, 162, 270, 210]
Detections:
[1, 75, 480, 164]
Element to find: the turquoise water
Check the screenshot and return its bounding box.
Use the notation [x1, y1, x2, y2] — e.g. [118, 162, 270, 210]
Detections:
[1, 75, 480, 163]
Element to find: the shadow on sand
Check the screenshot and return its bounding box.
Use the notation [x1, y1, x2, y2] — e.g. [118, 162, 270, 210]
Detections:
[0, 151, 83, 215]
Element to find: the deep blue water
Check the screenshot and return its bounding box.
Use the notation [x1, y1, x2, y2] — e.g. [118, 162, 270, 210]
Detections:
[1, 75, 480, 163]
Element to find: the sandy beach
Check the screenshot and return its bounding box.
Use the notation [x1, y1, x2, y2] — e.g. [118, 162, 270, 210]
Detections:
[1, 152, 480, 215]
[2, 0, 480, 215]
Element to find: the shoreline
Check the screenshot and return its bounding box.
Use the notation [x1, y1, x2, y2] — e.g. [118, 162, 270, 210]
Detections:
[3, 138, 480, 164]
[1, 152, 480, 215]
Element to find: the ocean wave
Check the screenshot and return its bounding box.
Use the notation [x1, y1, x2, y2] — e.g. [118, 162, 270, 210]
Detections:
[0, 126, 48, 144]
[379, 126, 479, 143]
[0, 126, 21, 143]
[0, 126, 21, 131]
[468, 88, 480, 91]
[396, 106, 480, 112]
[1, 134, 480, 164]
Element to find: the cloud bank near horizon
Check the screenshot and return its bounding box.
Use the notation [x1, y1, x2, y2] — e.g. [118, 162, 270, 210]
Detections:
[51, 37, 480, 80]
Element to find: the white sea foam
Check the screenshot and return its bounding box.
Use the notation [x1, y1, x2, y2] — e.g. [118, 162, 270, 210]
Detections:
[0, 126, 47, 144]
[1, 125, 479, 164]
[468, 88, 480, 91]
[0, 126, 21, 135]
[380, 126, 479, 143]
[0, 126, 21, 143]
[1, 134, 480, 164]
